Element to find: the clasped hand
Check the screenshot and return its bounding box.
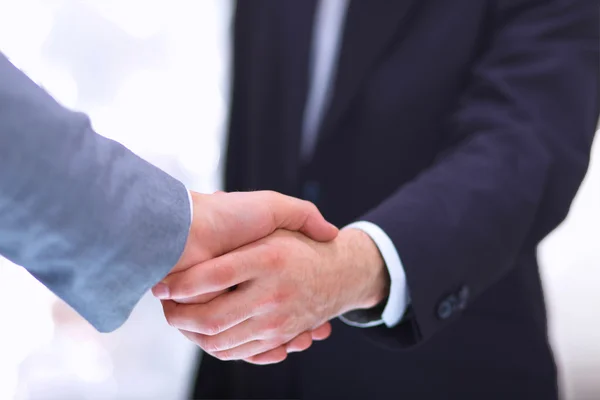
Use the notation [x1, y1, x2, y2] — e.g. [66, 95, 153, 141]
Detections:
[152, 191, 389, 365]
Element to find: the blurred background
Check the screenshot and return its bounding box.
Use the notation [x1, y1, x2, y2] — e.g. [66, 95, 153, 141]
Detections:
[0, 0, 598, 399]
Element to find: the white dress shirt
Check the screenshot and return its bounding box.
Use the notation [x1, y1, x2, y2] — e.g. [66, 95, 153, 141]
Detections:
[301, 0, 410, 328]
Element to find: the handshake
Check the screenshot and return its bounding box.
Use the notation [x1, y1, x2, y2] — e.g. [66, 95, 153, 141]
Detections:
[151, 191, 390, 365]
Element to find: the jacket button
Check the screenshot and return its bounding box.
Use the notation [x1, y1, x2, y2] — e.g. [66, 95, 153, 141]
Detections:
[437, 299, 454, 320]
[302, 181, 321, 203]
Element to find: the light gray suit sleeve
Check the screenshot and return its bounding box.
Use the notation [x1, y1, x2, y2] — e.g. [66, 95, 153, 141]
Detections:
[0, 53, 192, 332]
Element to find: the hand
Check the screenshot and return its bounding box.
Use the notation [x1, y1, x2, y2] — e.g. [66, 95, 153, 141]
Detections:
[156, 229, 390, 364]
[163, 290, 333, 365]
[165, 190, 339, 278]
[154, 190, 339, 359]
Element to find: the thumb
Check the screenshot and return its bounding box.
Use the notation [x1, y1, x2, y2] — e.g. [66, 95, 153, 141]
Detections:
[261, 191, 338, 242]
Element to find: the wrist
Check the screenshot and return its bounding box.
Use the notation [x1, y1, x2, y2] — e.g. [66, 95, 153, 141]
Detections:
[337, 228, 390, 311]
[169, 192, 211, 275]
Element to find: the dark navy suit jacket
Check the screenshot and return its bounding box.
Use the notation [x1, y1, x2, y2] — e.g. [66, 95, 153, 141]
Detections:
[194, 1, 599, 398]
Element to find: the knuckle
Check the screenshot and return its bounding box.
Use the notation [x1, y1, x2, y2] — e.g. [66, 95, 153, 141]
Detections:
[261, 246, 282, 267]
[198, 317, 222, 336]
[205, 322, 223, 336]
[304, 200, 318, 214]
[257, 295, 276, 312]
[201, 337, 221, 353]
[257, 290, 288, 312]
[258, 190, 277, 207]
[299, 199, 319, 218]
[214, 349, 234, 361]
[264, 315, 287, 335]
[226, 332, 246, 350]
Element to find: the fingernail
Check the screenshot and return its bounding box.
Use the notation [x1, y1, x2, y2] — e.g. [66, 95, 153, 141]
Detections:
[152, 282, 170, 299]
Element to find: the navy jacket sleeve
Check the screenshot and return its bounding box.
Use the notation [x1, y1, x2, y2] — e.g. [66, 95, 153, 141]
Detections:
[361, 0, 599, 347]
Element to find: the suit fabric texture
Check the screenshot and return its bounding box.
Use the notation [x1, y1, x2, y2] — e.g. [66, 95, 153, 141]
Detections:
[0, 54, 191, 333]
[192, 0, 599, 399]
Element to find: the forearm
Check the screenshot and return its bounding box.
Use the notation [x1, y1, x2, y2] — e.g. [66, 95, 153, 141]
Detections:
[346, 0, 599, 347]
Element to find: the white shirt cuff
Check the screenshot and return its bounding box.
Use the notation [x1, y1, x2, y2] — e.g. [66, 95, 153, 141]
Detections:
[339, 221, 410, 328]
[186, 189, 194, 224]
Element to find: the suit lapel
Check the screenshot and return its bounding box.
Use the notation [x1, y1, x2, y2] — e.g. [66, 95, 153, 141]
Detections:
[318, 0, 420, 143]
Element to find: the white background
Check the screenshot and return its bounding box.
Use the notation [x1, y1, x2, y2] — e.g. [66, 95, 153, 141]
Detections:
[0, 1, 598, 399]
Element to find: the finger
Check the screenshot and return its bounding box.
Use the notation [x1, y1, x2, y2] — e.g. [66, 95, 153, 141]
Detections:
[159, 247, 262, 300]
[176, 289, 227, 305]
[213, 340, 274, 361]
[161, 286, 257, 335]
[178, 329, 259, 358]
[244, 330, 317, 365]
[179, 318, 259, 353]
[182, 324, 315, 362]
[244, 346, 288, 365]
[208, 328, 319, 361]
[259, 191, 338, 242]
[179, 329, 278, 364]
[181, 325, 286, 362]
[211, 338, 288, 361]
[310, 322, 332, 341]
[285, 331, 313, 353]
